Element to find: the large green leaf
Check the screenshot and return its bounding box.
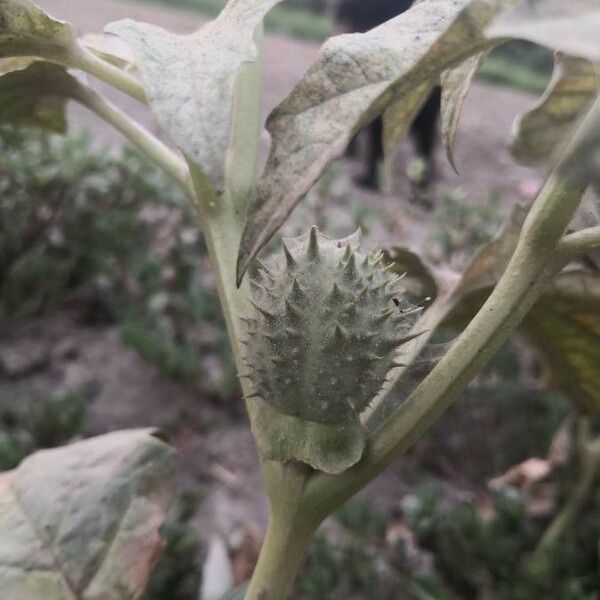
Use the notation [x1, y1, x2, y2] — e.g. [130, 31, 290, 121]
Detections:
[236, 0, 518, 282]
[106, 0, 283, 190]
[510, 54, 599, 166]
[0, 59, 86, 132]
[0, 429, 176, 600]
[487, 0, 600, 63]
[0, 0, 77, 62]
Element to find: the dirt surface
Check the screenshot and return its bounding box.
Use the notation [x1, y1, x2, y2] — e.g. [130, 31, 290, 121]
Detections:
[3, 0, 554, 588]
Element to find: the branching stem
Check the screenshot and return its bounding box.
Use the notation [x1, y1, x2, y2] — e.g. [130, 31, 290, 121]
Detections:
[557, 225, 600, 260]
[301, 97, 600, 521]
[76, 87, 192, 195]
[70, 43, 147, 103]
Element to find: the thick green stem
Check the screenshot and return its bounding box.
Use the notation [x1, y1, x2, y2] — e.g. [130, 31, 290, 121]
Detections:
[245, 464, 317, 600]
[533, 418, 600, 563]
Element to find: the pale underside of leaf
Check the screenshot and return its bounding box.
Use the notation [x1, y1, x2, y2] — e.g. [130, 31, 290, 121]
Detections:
[237, 0, 519, 283]
[0, 0, 77, 61]
[105, 0, 282, 190]
[441, 52, 486, 171]
[510, 54, 599, 166]
[0, 429, 176, 600]
[486, 0, 600, 63]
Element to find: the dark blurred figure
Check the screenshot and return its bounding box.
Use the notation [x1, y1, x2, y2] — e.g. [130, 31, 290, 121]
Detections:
[332, 0, 441, 193]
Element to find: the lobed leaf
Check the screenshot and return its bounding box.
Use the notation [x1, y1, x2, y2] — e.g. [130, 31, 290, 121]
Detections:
[510, 54, 599, 167]
[0, 0, 77, 62]
[105, 0, 283, 191]
[487, 0, 600, 63]
[0, 429, 177, 600]
[237, 0, 519, 283]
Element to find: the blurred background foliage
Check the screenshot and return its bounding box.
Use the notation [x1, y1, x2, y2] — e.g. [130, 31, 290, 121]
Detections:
[0, 2, 596, 597]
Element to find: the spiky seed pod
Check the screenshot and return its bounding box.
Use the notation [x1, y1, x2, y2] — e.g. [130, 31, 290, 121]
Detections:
[242, 227, 420, 428]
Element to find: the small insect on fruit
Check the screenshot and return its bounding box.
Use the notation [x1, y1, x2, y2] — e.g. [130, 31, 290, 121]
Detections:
[241, 227, 423, 474]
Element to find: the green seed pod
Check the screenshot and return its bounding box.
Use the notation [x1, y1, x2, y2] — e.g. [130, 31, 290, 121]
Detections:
[242, 228, 421, 473]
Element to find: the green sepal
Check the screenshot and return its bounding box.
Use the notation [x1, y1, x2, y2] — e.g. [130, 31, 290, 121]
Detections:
[250, 398, 365, 475]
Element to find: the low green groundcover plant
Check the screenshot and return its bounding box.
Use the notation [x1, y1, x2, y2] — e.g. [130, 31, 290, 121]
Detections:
[0, 127, 235, 397]
[0, 1, 599, 599]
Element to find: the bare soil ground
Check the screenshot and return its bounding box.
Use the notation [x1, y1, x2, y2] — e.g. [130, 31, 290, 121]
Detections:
[3, 0, 549, 564]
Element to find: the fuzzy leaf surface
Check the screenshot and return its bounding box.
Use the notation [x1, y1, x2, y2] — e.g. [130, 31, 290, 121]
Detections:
[106, 0, 282, 190]
[237, 0, 519, 281]
[0, 429, 176, 600]
[510, 55, 599, 166]
[0, 0, 77, 61]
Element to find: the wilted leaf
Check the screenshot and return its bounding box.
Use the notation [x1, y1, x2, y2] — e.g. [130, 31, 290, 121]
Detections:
[237, 0, 518, 282]
[441, 53, 486, 170]
[510, 54, 599, 166]
[487, 0, 600, 63]
[0, 429, 176, 600]
[0, 0, 77, 62]
[382, 246, 445, 302]
[106, 0, 282, 190]
[0, 59, 87, 132]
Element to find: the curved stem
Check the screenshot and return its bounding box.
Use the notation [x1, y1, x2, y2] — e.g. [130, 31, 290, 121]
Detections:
[557, 225, 600, 260]
[76, 87, 191, 195]
[70, 44, 147, 104]
[300, 96, 600, 519]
